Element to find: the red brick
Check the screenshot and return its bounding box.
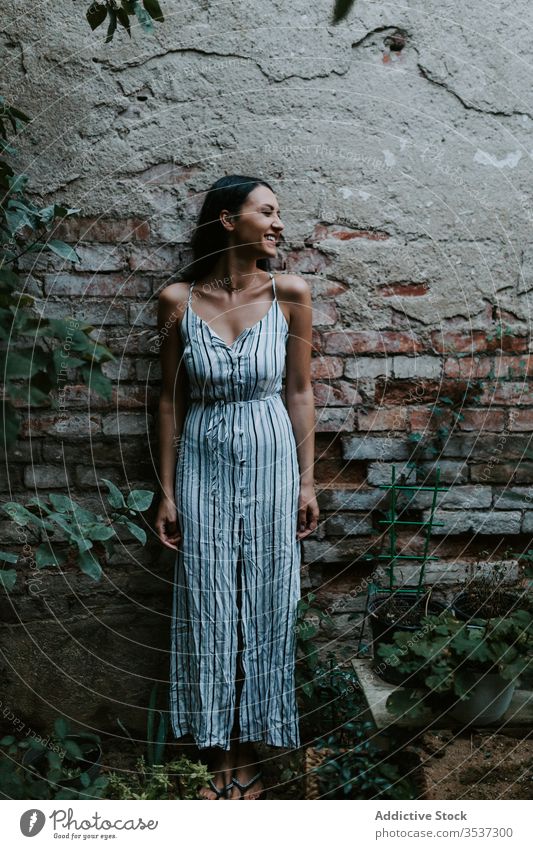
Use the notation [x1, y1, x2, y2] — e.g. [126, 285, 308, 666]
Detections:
[53, 217, 150, 243]
[323, 331, 424, 355]
[312, 301, 338, 326]
[310, 357, 344, 379]
[313, 381, 362, 406]
[479, 382, 533, 405]
[458, 409, 506, 431]
[378, 379, 440, 405]
[443, 357, 492, 378]
[315, 407, 356, 432]
[493, 355, 533, 378]
[408, 406, 453, 431]
[44, 273, 152, 298]
[314, 459, 366, 485]
[305, 223, 390, 242]
[20, 414, 101, 439]
[127, 244, 182, 272]
[284, 248, 332, 275]
[508, 409, 533, 431]
[431, 330, 528, 354]
[307, 276, 349, 298]
[470, 463, 521, 484]
[378, 282, 430, 297]
[315, 434, 344, 460]
[357, 407, 408, 431]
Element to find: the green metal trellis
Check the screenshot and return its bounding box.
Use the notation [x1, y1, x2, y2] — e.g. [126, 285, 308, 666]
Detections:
[356, 464, 449, 656]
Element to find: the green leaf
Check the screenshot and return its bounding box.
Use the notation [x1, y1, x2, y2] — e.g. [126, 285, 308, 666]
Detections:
[54, 717, 70, 739]
[387, 688, 427, 719]
[35, 544, 66, 569]
[0, 735, 16, 746]
[45, 240, 80, 263]
[3, 502, 43, 528]
[0, 550, 18, 563]
[63, 738, 84, 760]
[86, 523, 115, 542]
[0, 350, 42, 379]
[143, 0, 164, 22]
[80, 771, 91, 787]
[126, 489, 154, 511]
[49, 493, 77, 514]
[29, 240, 79, 262]
[0, 570, 17, 591]
[101, 479, 126, 509]
[0, 402, 21, 447]
[105, 8, 118, 42]
[116, 6, 132, 35]
[80, 364, 112, 400]
[86, 2, 108, 30]
[120, 518, 147, 545]
[134, 2, 154, 31]
[78, 550, 102, 581]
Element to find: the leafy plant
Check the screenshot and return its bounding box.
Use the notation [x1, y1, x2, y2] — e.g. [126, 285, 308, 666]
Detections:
[0, 717, 108, 800]
[314, 719, 418, 799]
[117, 683, 168, 768]
[86, 0, 164, 42]
[1, 97, 115, 447]
[0, 480, 154, 589]
[295, 593, 333, 711]
[379, 609, 533, 720]
[104, 754, 212, 800]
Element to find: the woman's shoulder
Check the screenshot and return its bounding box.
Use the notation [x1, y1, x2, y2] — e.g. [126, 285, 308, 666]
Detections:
[274, 273, 311, 304]
[158, 281, 192, 319]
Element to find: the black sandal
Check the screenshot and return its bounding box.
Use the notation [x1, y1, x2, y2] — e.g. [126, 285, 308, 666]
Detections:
[198, 778, 234, 799]
[231, 771, 264, 799]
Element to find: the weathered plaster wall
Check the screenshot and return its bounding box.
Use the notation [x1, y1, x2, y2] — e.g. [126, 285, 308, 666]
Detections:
[1, 1, 532, 731]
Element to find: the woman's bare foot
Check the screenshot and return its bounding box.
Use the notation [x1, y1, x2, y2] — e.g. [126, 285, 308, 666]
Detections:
[198, 747, 234, 799]
[229, 742, 264, 799]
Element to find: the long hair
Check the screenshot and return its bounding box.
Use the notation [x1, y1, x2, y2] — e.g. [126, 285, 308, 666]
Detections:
[182, 175, 275, 282]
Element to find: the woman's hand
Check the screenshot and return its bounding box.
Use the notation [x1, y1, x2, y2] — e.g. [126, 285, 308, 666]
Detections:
[296, 482, 319, 540]
[155, 496, 182, 551]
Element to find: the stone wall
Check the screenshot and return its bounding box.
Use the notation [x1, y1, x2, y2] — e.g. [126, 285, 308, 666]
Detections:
[1, 0, 532, 731]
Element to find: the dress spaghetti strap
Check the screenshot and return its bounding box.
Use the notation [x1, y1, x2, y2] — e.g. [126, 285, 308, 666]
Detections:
[269, 271, 277, 302]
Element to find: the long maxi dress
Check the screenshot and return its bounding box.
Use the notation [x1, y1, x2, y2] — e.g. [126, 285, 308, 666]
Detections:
[170, 272, 302, 751]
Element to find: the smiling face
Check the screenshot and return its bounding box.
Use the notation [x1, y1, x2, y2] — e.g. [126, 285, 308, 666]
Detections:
[220, 184, 284, 259]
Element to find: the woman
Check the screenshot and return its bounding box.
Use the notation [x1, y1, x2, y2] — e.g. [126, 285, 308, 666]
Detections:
[155, 175, 319, 800]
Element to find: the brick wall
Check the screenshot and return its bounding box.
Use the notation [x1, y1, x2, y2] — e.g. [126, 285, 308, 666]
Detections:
[2, 0, 532, 730]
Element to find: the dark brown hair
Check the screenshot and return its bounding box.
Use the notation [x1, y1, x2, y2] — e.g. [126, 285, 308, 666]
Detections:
[182, 174, 274, 281]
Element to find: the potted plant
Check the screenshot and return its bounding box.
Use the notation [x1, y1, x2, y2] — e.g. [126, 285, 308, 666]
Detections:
[377, 608, 533, 726]
[368, 589, 449, 684]
[452, 558, 532, 623]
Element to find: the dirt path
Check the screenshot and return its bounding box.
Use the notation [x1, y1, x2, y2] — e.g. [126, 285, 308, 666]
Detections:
[420, 730, 533, 800]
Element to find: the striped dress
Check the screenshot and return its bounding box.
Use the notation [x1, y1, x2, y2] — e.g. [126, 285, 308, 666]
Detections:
[170, 272, 302, 751]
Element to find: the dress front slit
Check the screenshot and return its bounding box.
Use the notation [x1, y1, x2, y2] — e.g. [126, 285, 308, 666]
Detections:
[170, 272, 302, 751]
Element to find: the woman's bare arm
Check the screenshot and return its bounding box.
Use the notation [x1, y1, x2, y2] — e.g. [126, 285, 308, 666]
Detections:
[155, 284, 189, 550]
[284, 275, 319, 540]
